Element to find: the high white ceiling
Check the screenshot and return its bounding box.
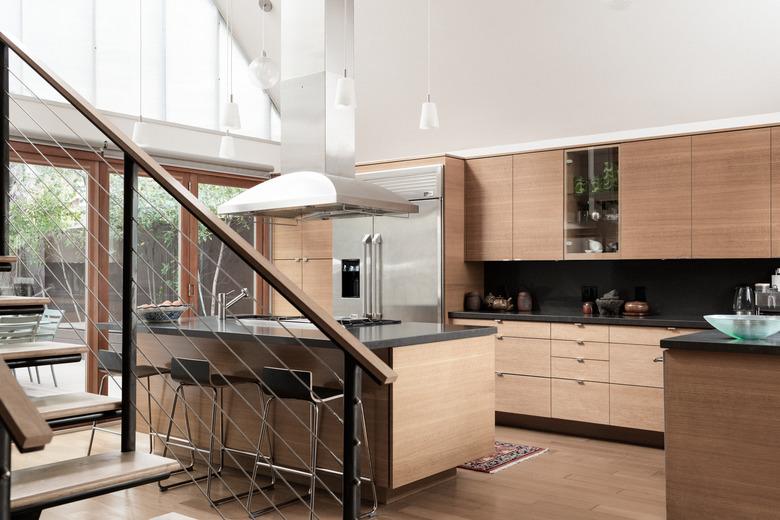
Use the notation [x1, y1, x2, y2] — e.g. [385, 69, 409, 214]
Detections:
[221, 0, 780, 163]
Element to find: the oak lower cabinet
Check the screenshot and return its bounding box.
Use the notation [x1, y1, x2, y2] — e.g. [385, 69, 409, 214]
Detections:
[453, 318, 704, 433]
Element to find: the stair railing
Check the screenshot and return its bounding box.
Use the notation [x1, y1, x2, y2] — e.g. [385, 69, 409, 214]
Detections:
[1, 28, 397, 520]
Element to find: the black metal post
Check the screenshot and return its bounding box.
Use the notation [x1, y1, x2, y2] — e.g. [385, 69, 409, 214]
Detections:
[121, 152, 138, 453]
[0, 422, 10, 520]
[1, 42, 9, 258]
[343, 355, 362, 519]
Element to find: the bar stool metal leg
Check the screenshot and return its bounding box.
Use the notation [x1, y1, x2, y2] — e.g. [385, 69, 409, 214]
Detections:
[245, 392, 276, 512]
[87, 373, 110, 456]
[308, 403, 321, 520]
[358, 400, 377, 518]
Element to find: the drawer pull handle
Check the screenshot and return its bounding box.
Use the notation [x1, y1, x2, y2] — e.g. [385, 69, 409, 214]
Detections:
[496, 371, 505, 377]
[575, 323, 584, 328]
[576, 379, 585, 385]
[576, 340, 585, 345]
[667, 327, 677, 331]
[576, 357, 585, 363]
[496, 334, 503, 340]
[653, 356, 664, 363]
[494, 319, 503, 324]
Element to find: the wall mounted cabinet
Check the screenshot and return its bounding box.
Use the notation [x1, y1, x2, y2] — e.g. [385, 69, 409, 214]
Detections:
[692, 129, 771, 258]
[621, 136, 692, 259]
[465, 156, 513, 260]
[771, 128, 780, 257]
[512, 151, 564, 260]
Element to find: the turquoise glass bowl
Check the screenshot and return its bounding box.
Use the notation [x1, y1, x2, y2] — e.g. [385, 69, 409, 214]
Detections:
[704, 314, 780, 340]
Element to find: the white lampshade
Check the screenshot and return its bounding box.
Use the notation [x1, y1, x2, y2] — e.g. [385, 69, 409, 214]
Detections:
[419, 100, 439, 129]
[219, 134, 237, 159]
[335, 76, 356, 108]
[220, 100, 241, 130]
[248, 53, 280, 90]
[132, 120, 153, 146]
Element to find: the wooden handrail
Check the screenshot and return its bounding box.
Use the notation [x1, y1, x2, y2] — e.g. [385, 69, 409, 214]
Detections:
[0, 30, 397, 385]
[0, 362, 52, 452]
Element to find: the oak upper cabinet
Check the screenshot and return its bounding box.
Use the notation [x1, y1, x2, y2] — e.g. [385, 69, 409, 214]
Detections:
[621, 136, 692, 259]
[512, 151, 564, 260]
[271, 220, 333, 314]
[465, 156, 513, 261]
[772, 128, 780, 257]
[692, 129, 771, 258]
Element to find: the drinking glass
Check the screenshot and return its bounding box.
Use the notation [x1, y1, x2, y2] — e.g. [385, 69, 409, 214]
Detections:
[733, 286, 756, 315]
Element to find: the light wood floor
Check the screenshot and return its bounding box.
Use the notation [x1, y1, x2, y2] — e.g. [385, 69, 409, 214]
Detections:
[13, 426, 665, 519]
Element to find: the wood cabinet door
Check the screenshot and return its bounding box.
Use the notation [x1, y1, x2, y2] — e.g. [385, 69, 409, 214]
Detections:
[271, 220, 302, 260]
[301, 220, 333, 260]
[692, 129, 771, 258]
[512, 151, 564, 260]
[621, 136, 692, 259]
[302, 258, 333, 314]
[464, 156, 513, 260]
[771, 128, 780, 257]
[271, 259, 302, 316]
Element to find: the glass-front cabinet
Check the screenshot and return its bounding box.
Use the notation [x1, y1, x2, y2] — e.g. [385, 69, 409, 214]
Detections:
[565, 146, 620, 257]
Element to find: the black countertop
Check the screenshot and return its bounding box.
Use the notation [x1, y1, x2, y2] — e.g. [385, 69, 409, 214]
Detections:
[661, 329, 780, 355]
[449, 310, 710, 329]
[98, 317, 496, 350]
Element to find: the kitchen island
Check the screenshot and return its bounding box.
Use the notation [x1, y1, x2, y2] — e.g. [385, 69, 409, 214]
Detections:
[104, 318, 496, 502]
[661, 330, 780, 519]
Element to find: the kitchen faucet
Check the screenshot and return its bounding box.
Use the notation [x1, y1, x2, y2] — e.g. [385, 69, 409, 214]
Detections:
[217, 288, 249, 321]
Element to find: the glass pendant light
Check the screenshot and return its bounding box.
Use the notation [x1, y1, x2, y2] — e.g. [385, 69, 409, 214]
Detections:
[132, 0, 152, 146]
[419, 0, 439, 129]
[248, 0, 280, 90]
[334, 0, 356, 108]
[219, 132, 237, 159]
[221, 0, 241, 131]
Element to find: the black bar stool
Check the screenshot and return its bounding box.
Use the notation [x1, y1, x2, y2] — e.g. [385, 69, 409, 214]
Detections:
[246, 366, 377, 519]
[87, 349, 169, 455]
[158, 357, 262, 505]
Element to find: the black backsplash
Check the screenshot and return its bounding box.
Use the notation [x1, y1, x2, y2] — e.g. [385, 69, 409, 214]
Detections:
[484, 259, 780, 316]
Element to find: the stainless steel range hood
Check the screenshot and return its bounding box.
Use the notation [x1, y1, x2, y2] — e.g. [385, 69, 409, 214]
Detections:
[218, 0, 418, 219]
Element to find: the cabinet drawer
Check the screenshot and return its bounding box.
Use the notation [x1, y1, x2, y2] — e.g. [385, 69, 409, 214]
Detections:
[550, 339, 609, 360]
[610, 384, 664, 431]
[498, 320, 550, 339]
[551, 357, 609, 383]
[551, 378, 609, 424]
[610, 343, 664, 388]
[496, 374, 551, 417]
[609, 325, 703, 346]
[496, 338, 550, 377]
[451, 318, 550, 339]
[551, 322, 609, 342]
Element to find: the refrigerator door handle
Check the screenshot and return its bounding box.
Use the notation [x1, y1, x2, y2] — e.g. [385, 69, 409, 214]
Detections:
[361, 234, 372, 318]
[372, 233, 383, 319]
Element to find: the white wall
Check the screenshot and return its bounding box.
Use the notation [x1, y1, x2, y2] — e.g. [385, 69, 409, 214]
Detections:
[353, 0, 780, 162]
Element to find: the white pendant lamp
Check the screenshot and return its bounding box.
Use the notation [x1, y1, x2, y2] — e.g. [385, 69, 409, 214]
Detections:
[334, 0, 356, 108]
[419, 0, 439, 129]
[132, 0, 152, 146]
[221, 0, 241, 130]
[219, 132, 237, 159]
[248, 1, 280, 90]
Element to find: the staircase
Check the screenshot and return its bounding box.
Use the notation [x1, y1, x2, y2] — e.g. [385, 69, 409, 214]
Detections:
[1, 23, 396, 520]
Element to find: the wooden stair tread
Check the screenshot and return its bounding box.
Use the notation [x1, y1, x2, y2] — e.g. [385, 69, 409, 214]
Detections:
[21, 383, 121, 421]
[0, 341, 87, 361]
[0, 256, 17, 263]
[0, 296, 49, 307]
[11, 452, 180, 512]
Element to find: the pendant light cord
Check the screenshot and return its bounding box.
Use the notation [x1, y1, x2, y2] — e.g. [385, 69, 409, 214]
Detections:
[426, 0, 431, 101]
[228, 0, 233, 101]
[138, 0, 143, 122]
[343, 0, 348, 77]
[261, 0, 266, 57]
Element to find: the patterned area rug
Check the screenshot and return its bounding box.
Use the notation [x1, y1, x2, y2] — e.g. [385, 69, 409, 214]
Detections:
[458, 441, 548, 474]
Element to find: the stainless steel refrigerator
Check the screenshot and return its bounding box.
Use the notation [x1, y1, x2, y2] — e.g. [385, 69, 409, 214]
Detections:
[332, 165, 443, 323]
